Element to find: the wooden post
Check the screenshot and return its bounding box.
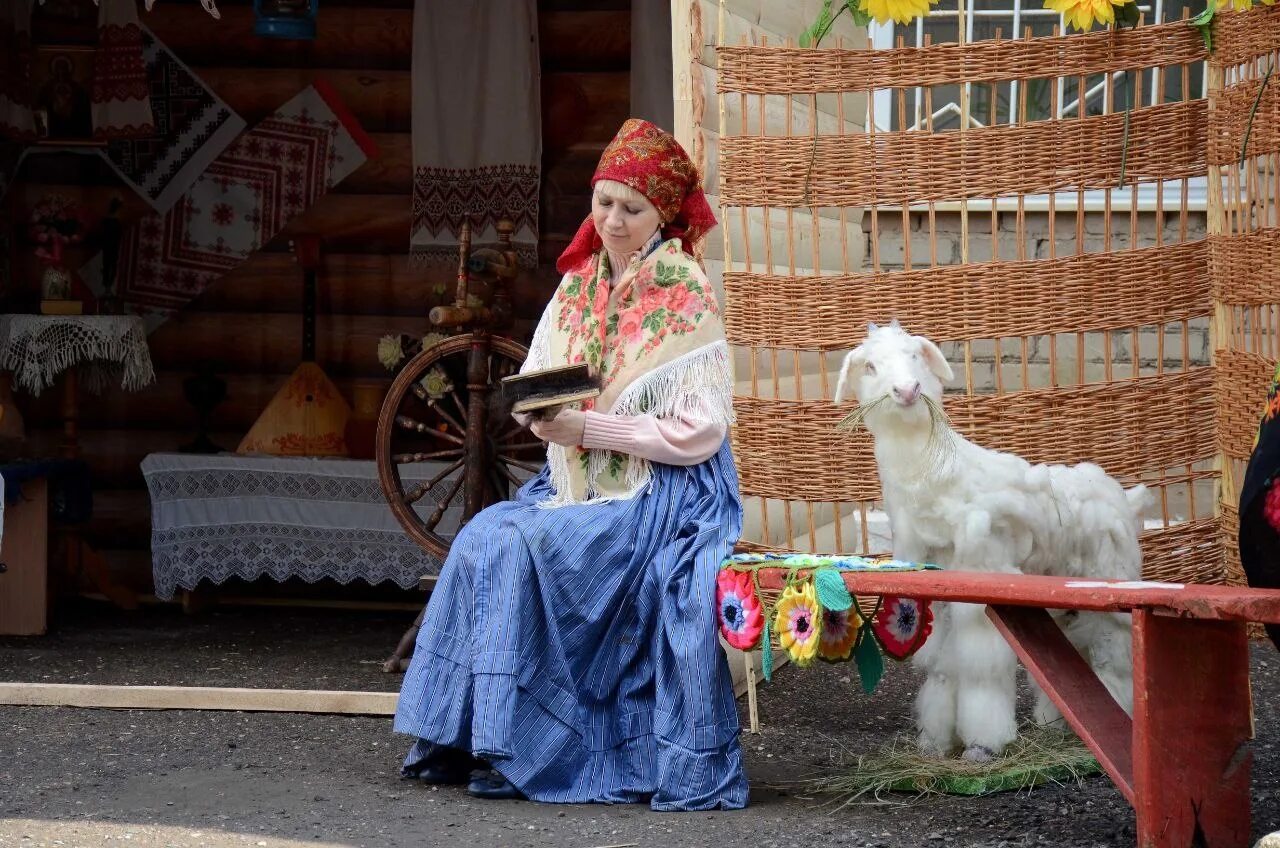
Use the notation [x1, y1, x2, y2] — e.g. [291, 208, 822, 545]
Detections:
[1205, 58, 1235, 580]
[1131, 610, 1252, 847]
[463, 332, 490, 521]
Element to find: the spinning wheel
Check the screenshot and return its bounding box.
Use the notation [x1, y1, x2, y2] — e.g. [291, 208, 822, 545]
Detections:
[375, 333, 544, 558]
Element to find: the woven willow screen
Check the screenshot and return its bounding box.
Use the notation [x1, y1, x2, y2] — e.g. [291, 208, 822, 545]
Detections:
[716, 4, 1280, 585]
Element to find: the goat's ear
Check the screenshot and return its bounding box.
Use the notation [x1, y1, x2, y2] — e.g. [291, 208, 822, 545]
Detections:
[834, 347, 866, 404]
[915, 336, 954, 382]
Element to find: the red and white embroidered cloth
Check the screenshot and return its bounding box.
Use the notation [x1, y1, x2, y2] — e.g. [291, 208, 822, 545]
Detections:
[93, 0, 153, 140]
[98, 80, 376, 328]
[410, 0, 541, 267]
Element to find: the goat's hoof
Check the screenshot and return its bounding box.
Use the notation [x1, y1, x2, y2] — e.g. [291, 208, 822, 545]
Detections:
[916, 738, 953, 759]
[961, 745, 999, 763]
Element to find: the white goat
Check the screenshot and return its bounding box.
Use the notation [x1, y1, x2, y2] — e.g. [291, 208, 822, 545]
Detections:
[835, 321, 1149, 761]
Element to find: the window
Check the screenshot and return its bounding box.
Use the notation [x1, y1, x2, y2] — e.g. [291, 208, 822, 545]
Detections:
[867, 0, 1207, 210]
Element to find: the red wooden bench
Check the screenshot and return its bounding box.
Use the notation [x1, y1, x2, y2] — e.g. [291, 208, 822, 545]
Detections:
[752, 568, 1280, 848]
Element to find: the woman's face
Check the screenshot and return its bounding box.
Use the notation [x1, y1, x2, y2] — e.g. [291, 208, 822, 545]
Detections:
[592, 186, 661, 256]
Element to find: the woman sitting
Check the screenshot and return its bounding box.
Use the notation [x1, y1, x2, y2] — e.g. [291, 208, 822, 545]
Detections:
[394, 118, 748, 810]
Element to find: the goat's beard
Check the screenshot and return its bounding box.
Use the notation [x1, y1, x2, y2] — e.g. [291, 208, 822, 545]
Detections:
[836, 393, 958, 474]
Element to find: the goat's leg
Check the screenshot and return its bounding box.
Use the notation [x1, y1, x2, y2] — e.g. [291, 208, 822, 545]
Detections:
[913, 603, 958, 757]
[915, 670, 959, 757]
[1083, 611, 1135, 716]
[950, 601, 1018, 761]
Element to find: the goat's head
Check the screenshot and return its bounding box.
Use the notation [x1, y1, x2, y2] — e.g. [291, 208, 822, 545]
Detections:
[834, 320, 954, 432]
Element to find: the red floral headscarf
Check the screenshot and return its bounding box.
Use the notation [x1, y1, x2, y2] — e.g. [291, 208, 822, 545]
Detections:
[556, 118, 718, 274]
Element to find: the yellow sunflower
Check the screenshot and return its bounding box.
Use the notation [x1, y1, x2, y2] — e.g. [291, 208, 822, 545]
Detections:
[1043, 0, 1134, 31]
[857, 0, 939, 25]
[774, 582, 822, 667]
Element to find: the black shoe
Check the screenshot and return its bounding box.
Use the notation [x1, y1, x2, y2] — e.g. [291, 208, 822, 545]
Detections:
[400, 742, 483, 785]
[411, 761, 472, 785]
[466, 767, 524, 800]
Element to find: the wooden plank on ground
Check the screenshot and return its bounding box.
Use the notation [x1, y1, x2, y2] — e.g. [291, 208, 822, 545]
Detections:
[0, 682, 398, 715]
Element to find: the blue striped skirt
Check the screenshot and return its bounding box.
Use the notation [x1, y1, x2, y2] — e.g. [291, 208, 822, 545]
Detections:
[393, 441, 748, 810]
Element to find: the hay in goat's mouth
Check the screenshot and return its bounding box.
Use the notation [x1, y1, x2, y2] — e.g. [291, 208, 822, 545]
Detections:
[836, 394, 957, 470]
[798, 725, 1101, 808]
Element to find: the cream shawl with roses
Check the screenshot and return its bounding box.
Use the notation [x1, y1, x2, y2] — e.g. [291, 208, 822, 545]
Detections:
[523, 238, 734, 506]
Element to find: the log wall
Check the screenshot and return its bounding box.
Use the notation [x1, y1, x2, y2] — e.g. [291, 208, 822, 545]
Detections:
[5, 0, 631, 589]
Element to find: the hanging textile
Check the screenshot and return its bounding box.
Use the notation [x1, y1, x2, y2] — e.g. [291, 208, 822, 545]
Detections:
[100, 25, 243, 213]
[89, 80, 376, 328]
[410, 0, 541, 267]
[0, 0, 36, 142]
[92, 0, 154, 140]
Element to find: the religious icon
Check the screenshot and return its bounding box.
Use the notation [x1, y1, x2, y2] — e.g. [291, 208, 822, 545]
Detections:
[32, 47, 95, 141]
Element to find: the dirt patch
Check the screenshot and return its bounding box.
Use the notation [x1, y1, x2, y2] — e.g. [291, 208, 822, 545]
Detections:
[2, 601, 1278, 847]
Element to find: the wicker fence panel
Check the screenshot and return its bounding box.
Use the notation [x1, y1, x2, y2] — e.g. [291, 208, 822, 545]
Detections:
[733, 369, 1215, 502]
[725, 240, 1210, 349]
[1211, 228, 1280, 305]
[719, 101, 1206, 208]
[1140, 519, 1226, 584]
[1213, 5, 1280, 68]
[1217, 348, 1276, 463]
[717, 4, 1280, 583]
[1208, 77, 1280, 165]
[718, 23, 1206, 93]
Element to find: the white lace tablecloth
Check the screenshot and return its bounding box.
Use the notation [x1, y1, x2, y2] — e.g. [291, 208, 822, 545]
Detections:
[0, 314, 155, 396]
[141, 453, 459, 600]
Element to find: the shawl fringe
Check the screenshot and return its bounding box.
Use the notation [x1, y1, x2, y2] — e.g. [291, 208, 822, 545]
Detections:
[539, 340, 734, 509]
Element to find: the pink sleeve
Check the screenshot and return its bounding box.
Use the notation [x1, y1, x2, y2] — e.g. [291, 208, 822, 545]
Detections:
[580, 410, 726, 466]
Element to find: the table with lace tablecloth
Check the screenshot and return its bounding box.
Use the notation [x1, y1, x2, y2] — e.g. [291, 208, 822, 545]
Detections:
[141, 453, 456, 600]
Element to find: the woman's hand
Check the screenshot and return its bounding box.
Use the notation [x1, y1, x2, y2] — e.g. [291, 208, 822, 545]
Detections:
[529, 408, 587, 447]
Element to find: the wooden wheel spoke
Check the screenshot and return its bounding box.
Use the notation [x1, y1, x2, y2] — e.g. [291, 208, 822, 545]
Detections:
[426, 473, 465, 530]
[488, 467, 511, 501]
[377, 334, 533, 560]
[424, 396, 467, 437]
[495, 439, 545, 453]
[492, 354, 518, 381]
[403, 458, 465, 505]
[498, 456, 544, 474]
[448, 390, 469, 427]
[395, 414, 465, 445]
[393, 449, 464, 463]
[494, 460, 525, 488]
[490, 416, 525, 442]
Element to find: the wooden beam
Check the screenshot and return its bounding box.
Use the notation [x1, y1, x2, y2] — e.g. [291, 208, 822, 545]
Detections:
[196, 67, 628, 136]
[987, 605, 1135, 803]
[146, 310, 444, 376]
[750, 568, 1280, 624]
[0, 682, 397, 715]
[144, 7, 630, 73]
[141, 310, 537, 377]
